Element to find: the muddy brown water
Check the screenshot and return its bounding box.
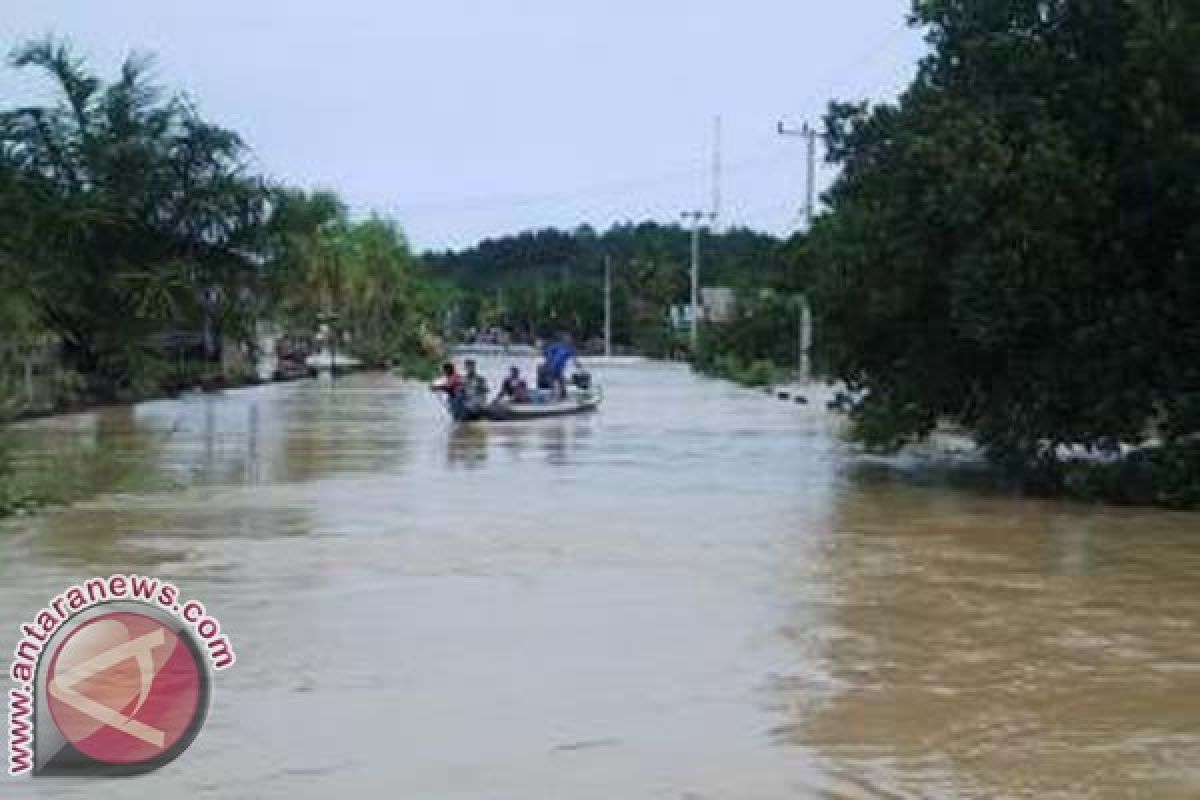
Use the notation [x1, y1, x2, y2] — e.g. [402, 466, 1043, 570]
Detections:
[1, 360, 1197, 799]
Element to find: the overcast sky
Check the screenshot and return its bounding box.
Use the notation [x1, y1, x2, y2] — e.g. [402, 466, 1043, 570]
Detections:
[2, 1, 925, 250]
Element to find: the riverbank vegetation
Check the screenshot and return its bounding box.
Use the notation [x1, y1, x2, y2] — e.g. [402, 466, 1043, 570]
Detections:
[806, 1, 1200, 507]
[0, 38, 445, 423]
[0, 38, 447, 514]
[264, 189, 447, 376]
[691, 291, 802, 387]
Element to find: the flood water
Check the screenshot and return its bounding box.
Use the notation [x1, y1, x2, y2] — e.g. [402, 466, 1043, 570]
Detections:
[2, 359, 1198, 799]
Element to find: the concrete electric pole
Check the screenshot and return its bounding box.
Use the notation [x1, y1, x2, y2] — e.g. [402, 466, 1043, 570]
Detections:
[777, 120, 819, 229]
[603, 254, 613, 358]
[681, 210, 716, 357]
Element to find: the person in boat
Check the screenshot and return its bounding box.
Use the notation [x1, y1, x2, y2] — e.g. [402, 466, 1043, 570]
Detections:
[431, 362, 467, 417]
[462, 359, 489, 412]
[494, 366, 530, 404]
[533, 337, 552, 391]
[431, 362, 463, 393]
[542, 333, 581, 399]
[534, 359, 553, 391]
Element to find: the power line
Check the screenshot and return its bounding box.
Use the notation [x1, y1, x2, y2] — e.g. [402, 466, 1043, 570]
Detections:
[369, 149, 790, 221]
[787, 23, 920, 124]
[270, 26, 920, 240]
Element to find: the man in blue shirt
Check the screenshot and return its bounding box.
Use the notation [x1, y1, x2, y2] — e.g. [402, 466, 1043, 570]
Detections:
[541, 334, 579, 399]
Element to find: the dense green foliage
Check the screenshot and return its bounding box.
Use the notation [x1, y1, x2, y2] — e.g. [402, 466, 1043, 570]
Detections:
[809, 0, 1200, 504]
[692, 291, 804, 387]
[427, 223, 786, 356]
[1, 39, 268, 400]
[264, 189, 447, 368]
[0, 39, 442, 415]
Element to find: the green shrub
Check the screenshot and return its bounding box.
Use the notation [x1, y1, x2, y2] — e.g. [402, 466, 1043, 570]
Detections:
[1062, 442, 1200, 510]
[394, 352, 441, 381]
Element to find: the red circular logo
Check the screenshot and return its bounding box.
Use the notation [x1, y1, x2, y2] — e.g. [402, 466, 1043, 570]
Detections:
[46, 611, 203, 766]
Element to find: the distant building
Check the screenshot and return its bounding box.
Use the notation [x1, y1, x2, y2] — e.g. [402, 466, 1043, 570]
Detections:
[669, 287, 767, 329]
[700, 287, 737, 323]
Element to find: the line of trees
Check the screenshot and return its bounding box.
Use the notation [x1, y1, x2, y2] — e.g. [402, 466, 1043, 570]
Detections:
[806, 0, 1200, 506]
[0, 38, 444, 413]
[426, 222, 788, 356]
[264, 189, 447, 371]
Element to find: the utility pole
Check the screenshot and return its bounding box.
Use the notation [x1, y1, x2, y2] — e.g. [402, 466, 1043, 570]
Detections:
[329, 247, 340, 381]
[603, 254, 612, 358]
[797, 294, 812, 384]
[777, 120, 819, 229]
[681, 210, 716, 357]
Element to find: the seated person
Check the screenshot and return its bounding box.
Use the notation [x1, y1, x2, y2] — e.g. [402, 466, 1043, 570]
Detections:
[431, 362, 467, 416]
[462, 359, 489, 411]
[535, 361, 554, 391]
[495, 366, 530, 404]
[431, 362, 463, 395]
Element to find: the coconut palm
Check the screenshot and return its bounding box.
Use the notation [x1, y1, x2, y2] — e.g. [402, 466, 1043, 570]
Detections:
[0, 38, 267, 397]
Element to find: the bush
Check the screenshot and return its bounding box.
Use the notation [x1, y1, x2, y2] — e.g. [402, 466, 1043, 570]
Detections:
[696, 353, 780, 388]
[0, 437, 47, 517]
[394, 351, 441, 381]
[1062, 442, 1200, 510]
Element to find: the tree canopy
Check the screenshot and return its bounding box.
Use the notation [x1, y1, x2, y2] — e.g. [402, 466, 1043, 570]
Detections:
[0, 38, 268, 395]
[808, 0, 1200, 503]
[0, 38, 443, 405]
[428, 222, 788, 354]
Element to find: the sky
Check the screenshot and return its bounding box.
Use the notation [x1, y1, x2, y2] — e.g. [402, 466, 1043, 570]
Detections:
[1, 1, 925, 250]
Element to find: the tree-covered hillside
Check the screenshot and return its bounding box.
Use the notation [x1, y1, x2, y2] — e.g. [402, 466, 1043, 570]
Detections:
[426, 222, 788, 355]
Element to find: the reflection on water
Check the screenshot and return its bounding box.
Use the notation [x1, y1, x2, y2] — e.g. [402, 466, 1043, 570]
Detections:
[0, 363, 1197, 799]
[445, 416, 596, 471]
[445, 414, 593, 471]
[446, 423, 489, 470]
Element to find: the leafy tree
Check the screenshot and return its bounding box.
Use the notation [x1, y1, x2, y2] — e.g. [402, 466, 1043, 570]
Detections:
[810, 0, 1200, 502]
[1, 39, 448, 405]
[0, 38, 267, 397]
[262, 188, 445, 365]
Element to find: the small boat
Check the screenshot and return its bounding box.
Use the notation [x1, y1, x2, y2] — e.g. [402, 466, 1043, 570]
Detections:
[437, 386, 601, 422]
[474, 389, 600, 421]
[306, 348, 362, 372]
[450, 343, 539, 358]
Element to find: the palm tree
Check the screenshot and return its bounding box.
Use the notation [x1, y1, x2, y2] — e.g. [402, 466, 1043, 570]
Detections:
[0, 38, 267, 397]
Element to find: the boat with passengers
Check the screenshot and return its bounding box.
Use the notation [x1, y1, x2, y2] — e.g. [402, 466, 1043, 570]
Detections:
[433, 368, 600, 422]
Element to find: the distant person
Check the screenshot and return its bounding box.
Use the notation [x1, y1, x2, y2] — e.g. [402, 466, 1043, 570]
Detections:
[431, 362, 464, 394]
[535, 360, 554, 391]
[542, 334, 580, 399]
[431, 362, 466, 416]
[533, 336, 552, 390]
[495, 366, 530, 404]
[463, 358, 489, 411]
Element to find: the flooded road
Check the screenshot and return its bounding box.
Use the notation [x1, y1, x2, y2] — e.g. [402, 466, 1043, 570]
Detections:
[2, 359, 1198, 799]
